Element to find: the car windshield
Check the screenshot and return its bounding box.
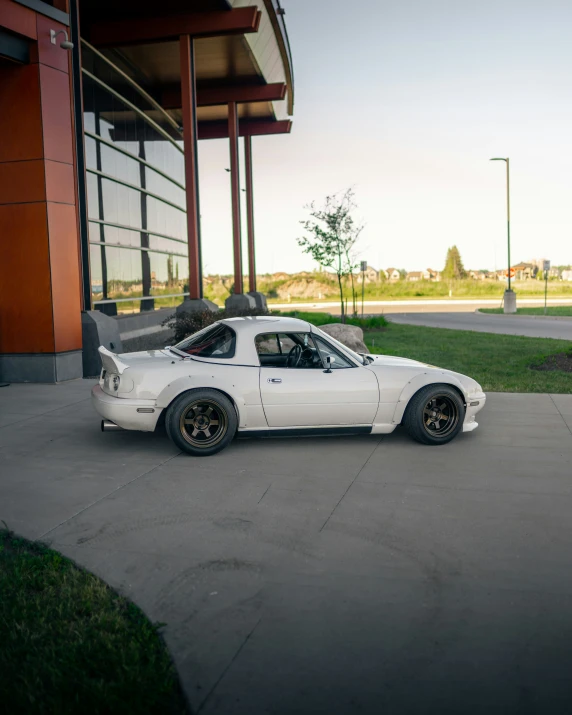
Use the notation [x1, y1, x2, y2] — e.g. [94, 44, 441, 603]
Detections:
[173, 323, 236, 358]
[311, 326, 364, 365]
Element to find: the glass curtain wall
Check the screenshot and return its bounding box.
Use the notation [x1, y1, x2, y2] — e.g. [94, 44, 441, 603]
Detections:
[81, 41, 189, 314]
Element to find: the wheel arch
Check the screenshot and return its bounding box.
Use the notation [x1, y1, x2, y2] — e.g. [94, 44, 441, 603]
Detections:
[392, 374, 467, 425]
[156, 377, 245, 426]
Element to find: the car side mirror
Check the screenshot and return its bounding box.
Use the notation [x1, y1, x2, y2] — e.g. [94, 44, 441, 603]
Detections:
[324, 355, 333, 373]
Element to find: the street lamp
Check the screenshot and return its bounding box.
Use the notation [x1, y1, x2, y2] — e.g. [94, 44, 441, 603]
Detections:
[490, 157, 516, 312]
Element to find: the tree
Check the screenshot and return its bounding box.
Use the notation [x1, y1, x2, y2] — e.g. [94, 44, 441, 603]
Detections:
[442, 246, 467, 280]
[297, 189, 362, 322]
[166, 254, 174, 287]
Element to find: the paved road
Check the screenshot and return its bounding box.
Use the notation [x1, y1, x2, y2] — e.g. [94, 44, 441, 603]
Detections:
[2, 382, 572, 714]
[270, 298, 572, 315]
[388, 311, 572, 340]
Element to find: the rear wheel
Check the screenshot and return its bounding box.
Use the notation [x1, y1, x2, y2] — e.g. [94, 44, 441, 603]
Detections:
[403, 385, 464, 445]
[166, 389, 237, 456]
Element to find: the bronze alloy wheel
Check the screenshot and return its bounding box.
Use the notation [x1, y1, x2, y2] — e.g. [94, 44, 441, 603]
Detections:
[179, 399, 228, 448]
[422, 395, 460, 438]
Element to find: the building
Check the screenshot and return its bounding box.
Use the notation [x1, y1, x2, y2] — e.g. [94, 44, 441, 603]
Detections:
[406, 270, 430, 282]
[468, 270, 489, 281]
[357, 265, 380, 283]
[512, 263, 537, 280]
[0, 0, 294, 382]
[386, 268, 401, 282]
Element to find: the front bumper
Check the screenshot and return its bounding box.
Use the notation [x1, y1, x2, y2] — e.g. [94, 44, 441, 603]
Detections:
[91, 385, 162, 432]
[463, 392, 486, 433]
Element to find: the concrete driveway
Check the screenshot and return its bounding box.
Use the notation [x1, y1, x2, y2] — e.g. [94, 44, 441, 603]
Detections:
[2, 381, 572, 714]
[388, 311, 572, 340]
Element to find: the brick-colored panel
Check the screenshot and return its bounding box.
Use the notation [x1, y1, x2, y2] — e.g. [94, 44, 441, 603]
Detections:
[0, 203, 55, 353]
[0, 160, 46, 205]
[35, 14, 70, 73]
[39, 64, 74, 164]
[0, 63, 43, 162]
[0, 0, 37, 40]
[47, 202, 82, 352]
[45, 160, 75, 205]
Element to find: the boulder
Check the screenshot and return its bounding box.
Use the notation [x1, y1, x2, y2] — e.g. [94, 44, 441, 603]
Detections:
[320, 323, 368, 354]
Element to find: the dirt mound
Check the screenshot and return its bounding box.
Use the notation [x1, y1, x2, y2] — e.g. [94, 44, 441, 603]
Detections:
[531, 351, 572, 373]
[275, 279, 333, 299]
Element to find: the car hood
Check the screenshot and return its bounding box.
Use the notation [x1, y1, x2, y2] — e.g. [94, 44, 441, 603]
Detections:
[366, 353, 483, 396]
[366, 353, 432, 368]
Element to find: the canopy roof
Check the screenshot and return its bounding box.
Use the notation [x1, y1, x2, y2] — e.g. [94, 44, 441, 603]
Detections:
[79, 0, 294, 139]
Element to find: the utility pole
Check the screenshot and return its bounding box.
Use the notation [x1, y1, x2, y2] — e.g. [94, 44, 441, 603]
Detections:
[360, 260, 367, 318]
[490, 157, 515, 313]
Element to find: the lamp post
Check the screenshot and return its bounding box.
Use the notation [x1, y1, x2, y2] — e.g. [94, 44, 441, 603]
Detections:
[490, 157, 516, 313]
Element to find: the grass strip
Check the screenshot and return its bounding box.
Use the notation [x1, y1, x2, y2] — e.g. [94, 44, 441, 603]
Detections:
[0, 529, 188, 715]
[364, 323, 572, 393]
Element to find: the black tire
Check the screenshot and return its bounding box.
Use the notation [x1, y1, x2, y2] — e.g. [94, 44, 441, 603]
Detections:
[403, 384, 464, 445]
[165, 389, 237, 456]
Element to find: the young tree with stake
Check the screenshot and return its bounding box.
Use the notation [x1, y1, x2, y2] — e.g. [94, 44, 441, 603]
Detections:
[297, 189, 362, 322]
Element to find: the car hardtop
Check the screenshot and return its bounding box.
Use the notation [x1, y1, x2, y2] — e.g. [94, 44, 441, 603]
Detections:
[219, 315, 313, 340]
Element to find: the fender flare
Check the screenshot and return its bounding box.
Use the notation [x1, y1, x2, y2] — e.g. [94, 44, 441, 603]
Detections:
[155, 375, 247, 427]
[392, 372, 467, 425]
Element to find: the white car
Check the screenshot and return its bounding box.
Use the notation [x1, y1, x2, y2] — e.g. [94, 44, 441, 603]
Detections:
[92, 316, 486, 456]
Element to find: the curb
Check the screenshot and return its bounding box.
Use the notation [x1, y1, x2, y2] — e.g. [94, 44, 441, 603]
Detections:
[475, 309, 572, 322]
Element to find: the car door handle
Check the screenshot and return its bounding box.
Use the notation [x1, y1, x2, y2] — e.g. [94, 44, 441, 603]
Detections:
[267, 378, 282, 383]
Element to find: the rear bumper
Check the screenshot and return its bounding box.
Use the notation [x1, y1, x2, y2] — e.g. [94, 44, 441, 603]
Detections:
[463, 392, 486, 433]
[91, 385, 162, 432]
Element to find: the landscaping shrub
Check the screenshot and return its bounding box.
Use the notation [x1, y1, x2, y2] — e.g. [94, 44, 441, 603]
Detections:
[162, 307, 268, 343]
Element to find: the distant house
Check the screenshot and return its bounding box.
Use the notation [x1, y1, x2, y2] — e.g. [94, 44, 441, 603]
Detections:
[562, 270, 572, 281]
[468, 270, 489, 281]
[386, 267, 401, 282]
[357, 265, 380, 283]
[512, 263, 537, 280]
[427, 268, 441, 281]
[406, 270, 430, 282]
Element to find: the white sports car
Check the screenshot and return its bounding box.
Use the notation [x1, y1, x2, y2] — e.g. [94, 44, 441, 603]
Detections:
[92, 316, 486, 456]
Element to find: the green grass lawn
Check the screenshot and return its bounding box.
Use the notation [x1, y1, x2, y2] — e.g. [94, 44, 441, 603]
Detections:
[365, 323, 572, 393]
[274, 310, 388, 330]
[481, 306, 572, 317]
[0, 529, 188, 715]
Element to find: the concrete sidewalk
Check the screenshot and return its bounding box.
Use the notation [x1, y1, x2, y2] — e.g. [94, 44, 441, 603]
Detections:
[2, 381, 572, 714]
[388, 311, 572, 340]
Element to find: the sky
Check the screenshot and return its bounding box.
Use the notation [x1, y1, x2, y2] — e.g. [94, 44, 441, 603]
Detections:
[196, 0, 572, 275]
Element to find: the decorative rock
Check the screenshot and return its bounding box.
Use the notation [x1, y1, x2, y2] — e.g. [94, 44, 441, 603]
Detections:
[319, 323, 368, 354]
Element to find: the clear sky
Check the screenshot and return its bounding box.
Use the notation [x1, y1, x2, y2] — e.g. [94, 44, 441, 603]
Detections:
[197, 0, 572, 275]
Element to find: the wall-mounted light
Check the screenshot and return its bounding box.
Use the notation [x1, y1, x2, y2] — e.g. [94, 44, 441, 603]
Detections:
[50, 29, 74, 50]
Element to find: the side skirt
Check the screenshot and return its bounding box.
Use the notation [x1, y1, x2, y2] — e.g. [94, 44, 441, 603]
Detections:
[236, 426, 373, 439]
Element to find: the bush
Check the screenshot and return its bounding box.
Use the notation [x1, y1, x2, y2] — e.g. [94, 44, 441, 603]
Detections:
[162, 307, 268, 343]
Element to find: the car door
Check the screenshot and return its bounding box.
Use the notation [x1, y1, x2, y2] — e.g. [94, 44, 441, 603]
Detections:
[257, 332, 379, 428]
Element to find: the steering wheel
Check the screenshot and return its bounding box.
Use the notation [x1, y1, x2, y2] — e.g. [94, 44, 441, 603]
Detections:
[286, 344, 302, 368]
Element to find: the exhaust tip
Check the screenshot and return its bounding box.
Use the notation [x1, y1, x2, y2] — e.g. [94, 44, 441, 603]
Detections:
[101, 419, 123, 432]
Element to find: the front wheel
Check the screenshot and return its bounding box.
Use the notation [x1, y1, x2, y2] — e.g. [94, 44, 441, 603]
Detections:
[165, 389, 237, 456]
[403, 385, 464, 445]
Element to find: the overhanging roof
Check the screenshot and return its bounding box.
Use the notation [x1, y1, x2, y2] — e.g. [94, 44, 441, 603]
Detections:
[78, 0, 294, 135]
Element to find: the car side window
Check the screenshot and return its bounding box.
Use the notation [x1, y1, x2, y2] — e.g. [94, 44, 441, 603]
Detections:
[174, 323, 236, 358]
[255, 333, 281, 355]
[312, 335, 353, 369]
[255, 332, 322, 369]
